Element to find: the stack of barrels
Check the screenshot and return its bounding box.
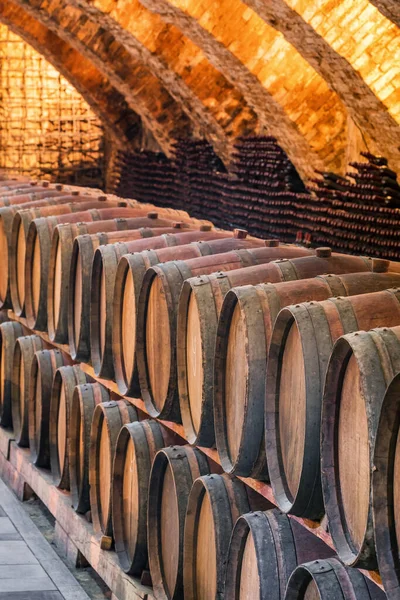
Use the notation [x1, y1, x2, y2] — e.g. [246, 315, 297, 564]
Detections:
[0, 173, 398, 598]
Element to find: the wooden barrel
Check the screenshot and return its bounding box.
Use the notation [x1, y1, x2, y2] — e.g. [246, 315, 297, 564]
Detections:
[68, 226, 215, 362]
[179, 246, 335, 446]
[267, 290, 400, 523]
[372, 372, 400, 598]
[0, 196, 89, 309]
[0, 184, 59, 199]
[214, 271, 400, 478]
[13, 203, 141, 325]
[8, 198, 123, 318]
[0, 184, 34, 193]
[69, 382, 109, 513]
[0, 189, 68, 207]
[137, 249, 379, 423]
[112, 420, 168, 575]
[0, 321, 26, 427]
[225, 509, 334, 600]
[284, 558, 386, 600]
[148, 446, 212, 599]
[89, 400, 138, 543]
[89, 230, 245, 379]
[112, 240, 302, 397]
[49, 365, 90, 489]
[11, 334, 47, 446]
[321, 326, 400, 570]
[119, 206, 212, 229]
[284, 558, 385, 600]
[92, 231, 259, 379]
[112, 230, 246, 395]
[29, 349, 72, 467]
[47, 218, 184, 343]
[47, 221, 184, 346]
[183, 473, 267, 600]
[0, 178, 31, 189]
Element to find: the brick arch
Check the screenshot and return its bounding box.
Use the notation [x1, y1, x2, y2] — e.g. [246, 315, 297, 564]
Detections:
[0, 0, 142, 148]
[243, 0, 400, 175]
[368, 0, 400, 27]
[283, 1, 400, 125]
[139, 0, 351, 180]
[87, 0, 260, 162]
[16, 0, 193, 157]
[70, 0, 245, 164]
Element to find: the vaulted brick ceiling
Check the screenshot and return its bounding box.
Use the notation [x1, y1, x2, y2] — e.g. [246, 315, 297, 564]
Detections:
[0, 0, 399, 181]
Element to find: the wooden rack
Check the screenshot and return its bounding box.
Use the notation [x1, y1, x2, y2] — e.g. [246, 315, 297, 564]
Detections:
[6, 310, 383, 592]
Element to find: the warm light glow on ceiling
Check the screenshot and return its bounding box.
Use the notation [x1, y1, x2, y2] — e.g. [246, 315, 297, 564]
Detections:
[93, 0, 257, 135]
[155, 0, 348, 163]
[284, 0, 400, 123]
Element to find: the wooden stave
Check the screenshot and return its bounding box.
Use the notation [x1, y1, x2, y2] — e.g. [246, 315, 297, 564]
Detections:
[214, 272, 400, 480]
[69, 382, 109, 513]
[176, 246, 314, 447]
[68, 233, 100, 362]
[90, 243, 135, 379]
[47, 217, 182, 344]
[9, 199, 122, 319]
[321, 326, 400, 570]
[224, 509, 334, 600]
[284, 558, 385, 600]
[0, 180, 32, 191]
[11, 334, 47, 446]
[0, 190, 74, 206]
[148, 445, 211, 600]
[109, 227, 231, 260]
[89, 399, 138, 537]
[112, 420, 167, 575]
[0, 184, 42, 193]
[0, 189, 69, 207]
[111, 230, 238, 396]
[372, 372, 400, 599]
[183, 473, 261, 600]
[28, 348, 72, 468]
[0, 321, 26, 427]
[49, 365, 89, 489]
[268, 290, 400, 523]
[91, 235, 259, 381]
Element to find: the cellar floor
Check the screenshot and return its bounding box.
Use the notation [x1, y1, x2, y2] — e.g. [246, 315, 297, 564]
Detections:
[0, 477, 90, 599]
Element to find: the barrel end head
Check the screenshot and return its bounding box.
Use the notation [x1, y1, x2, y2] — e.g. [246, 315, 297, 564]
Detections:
[147, 211, 158, 219]
[264, 239, 280, 247]
[199, 224, 212, 232]
[173, 222, 183, 229]
[234, 228, 248, 239]
[97, 195, 107, 202]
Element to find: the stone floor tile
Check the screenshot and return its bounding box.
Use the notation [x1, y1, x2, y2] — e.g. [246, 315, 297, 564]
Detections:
[0, 540, 38, 564]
